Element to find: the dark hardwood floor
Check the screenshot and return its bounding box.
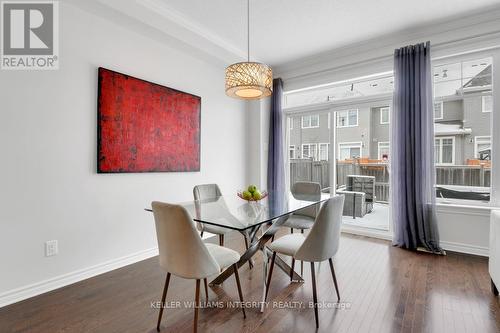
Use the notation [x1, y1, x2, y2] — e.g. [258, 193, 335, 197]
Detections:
[1, 231, 499, 333]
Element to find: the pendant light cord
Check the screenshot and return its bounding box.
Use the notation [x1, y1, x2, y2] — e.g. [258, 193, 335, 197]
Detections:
[247, 0, 250, 62]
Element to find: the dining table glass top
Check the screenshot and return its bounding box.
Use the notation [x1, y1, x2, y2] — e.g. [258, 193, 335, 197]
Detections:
[173, 191, 332, 231]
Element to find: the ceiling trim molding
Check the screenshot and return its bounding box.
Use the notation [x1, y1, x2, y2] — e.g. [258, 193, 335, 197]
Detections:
[138, 0, 247, 60]
[275, 6, 500, 85]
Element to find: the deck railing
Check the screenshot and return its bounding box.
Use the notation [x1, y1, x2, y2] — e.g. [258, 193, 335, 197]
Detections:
[289, 159, 491, 202]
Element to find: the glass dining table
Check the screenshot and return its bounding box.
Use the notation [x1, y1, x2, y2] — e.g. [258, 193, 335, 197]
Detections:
[146, 191, 332, 312]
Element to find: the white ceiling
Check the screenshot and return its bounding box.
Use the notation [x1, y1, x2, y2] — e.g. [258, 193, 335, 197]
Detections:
[157, 0, 500, 65]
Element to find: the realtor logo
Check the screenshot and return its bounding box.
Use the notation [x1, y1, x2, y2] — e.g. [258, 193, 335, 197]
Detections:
[1, 1, 59, 70]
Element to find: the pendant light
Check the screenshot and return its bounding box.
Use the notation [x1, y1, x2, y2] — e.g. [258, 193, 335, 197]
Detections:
[225, 0, 273, 99]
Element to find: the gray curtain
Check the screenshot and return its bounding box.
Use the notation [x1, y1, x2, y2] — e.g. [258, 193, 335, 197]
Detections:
[267, 78, 286, 209]
[391, 42, 443, 254]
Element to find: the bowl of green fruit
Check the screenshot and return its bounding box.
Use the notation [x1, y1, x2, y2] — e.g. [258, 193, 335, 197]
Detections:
[237, 185, 268, 202]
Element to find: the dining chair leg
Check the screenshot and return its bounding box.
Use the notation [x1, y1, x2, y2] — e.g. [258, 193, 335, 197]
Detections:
[328, 258, 340, 301]
[194, 279, 200, 333]
[203, 278, 209, 301]
[265, 252, 276, 302]
[290, 228, 294, 234]
[200, 231, 204, 238]
[157, 272, 171, 332]
[310, 262, 319, 328]
[233, 264, 246, 318]
[271, 235, 275, 242]
[219, 235, 224, 246]
[301, 261, 303, 277]
[290, 258, 295, 282]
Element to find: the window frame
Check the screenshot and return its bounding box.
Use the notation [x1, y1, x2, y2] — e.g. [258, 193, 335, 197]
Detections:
[434, 101, 444, 120]
[319, 143, 329, 161]
[301, 143, 318, 160]
[337, 109, 359, 128]
[338, 142, 363, 160]
[301, 114, 320, 129]
[434, 136, 456, 166]
[378, 141, 390, 160]
[289, 145, 296, 159]
[380, 107, 390, 124]
[474, 136, 491, 158]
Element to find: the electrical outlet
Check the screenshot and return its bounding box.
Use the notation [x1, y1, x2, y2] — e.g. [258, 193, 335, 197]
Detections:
[45, 240, 58, 257]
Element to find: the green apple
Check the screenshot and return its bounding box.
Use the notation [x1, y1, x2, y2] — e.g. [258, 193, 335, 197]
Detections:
[252, 190, 262, 200]
[248, 185, 257, 193]
[242, 190, 252, 200]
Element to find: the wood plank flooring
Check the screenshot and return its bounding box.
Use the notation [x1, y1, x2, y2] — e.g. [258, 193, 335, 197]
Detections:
[1, 232, 499, 333]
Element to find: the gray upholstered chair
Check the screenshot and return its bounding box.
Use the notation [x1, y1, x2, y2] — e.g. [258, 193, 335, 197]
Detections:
[278, 181, 321, 275]
[193, 184, 252, 256]
[152, 201, 245, 332]
[265, 195, 345, 328]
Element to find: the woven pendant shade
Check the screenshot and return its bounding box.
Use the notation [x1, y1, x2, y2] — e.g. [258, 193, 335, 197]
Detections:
[225, 62, 273, 99]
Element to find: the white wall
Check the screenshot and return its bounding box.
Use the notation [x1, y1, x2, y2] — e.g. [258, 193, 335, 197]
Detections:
[0, 3, 247, 305]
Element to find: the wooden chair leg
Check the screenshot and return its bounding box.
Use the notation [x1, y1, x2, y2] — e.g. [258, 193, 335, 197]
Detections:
[200, 231, 204, 238]
[219, 234, 224, 246]
[271, 235, 275, 242]
[290, 258, 295, 282]
[290, 228, 294, 234]
[328, 258, 340, 301]
[194, 279, 200, 333]
[265, 252, 277, 302]
[203, 278, 209, 301]
[157, 272, 171, 332]
[310, 262, 319, 328]
[233, 264, 246, 318]
[301, 261, 303, 277]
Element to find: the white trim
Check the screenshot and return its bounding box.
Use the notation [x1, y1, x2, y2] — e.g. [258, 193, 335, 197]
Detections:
[482, 95, 493, 113]
[338, 141, 362, 159]
[435, 136, 456, 165]
[440, 241, 489, 257]
[434, 101, 444, 120]
[380, 107, 390, 124]
[301, 114, 320, 128]
[337, 109, 359, 128]
[0, 247, 159, 308]
[474, 135, 491, 158]
[378, 141, 390, 160]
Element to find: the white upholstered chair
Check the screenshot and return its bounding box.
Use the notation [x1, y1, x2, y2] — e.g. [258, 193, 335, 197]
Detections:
[265, 195, 345, 328]
[152, 201, 245, 332]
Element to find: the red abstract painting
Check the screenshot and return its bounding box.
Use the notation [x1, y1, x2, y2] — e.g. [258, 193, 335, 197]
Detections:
[97, 68, 200, 173]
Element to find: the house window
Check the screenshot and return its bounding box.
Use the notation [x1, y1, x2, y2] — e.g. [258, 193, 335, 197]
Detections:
[434, 101, 443, 119]
[338, 142, 362, 160]
[301, 144, 317, 160]
[337, 109, 358, 127]
[482, 95, 492, 113]
[301, 115, 319, 128]
[380, 107, 390, 124]
[378, 142, 390, 160]
[434, 137, 455, 165]
[475, 136, 491, 159]
[319, 143, 329, 161]
[289, 145, 296, 159]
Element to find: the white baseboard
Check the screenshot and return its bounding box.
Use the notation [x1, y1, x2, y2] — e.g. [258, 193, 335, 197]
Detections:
[440, 241, 489, 257]
[0, 247, 159, 308]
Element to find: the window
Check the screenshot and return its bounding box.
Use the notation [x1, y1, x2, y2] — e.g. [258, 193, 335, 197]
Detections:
[475, 136, 491, 159]
[338, 142, 362, 160]
[289, 118, 294, 130]
[289, 145, 296, 159]
[319, 143, 329, 161]
[378, 142, 390, 160]
[434, 101, 443, 120]
[337, 109, 358, 127]
[482, 95, 492, 113]
[434, 137, 455, 165]
[301, 144, 317, 160]
[380, 107, 390, 124]
[301, 115, 319, 128]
